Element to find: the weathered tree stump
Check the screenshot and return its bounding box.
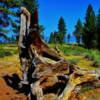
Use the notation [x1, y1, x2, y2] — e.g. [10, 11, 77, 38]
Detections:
[19, 7, 100, 100]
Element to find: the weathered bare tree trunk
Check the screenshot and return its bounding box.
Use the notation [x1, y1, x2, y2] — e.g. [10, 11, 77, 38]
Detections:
[18, 7, 30, 48]
[18, 7, 31, 84]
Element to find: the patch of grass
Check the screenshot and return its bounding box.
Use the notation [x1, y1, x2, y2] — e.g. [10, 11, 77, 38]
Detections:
[67, 58, 80, 65]
[84, 50, 100, 67]
[0, 48, 12, 58]
[50, 44, 100, 68]
[0, 43, 17, 47]
[50, 44, 87, 56]
[0, 45, 18, 58]
[84, 50, 100, 60]
[11, 49, 18, 54]
[92, 58, 100, 67]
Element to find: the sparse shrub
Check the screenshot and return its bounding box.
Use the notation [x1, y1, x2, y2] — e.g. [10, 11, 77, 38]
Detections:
[50, 44, 100, 67]
[92, 58, 100, 67]
[11, 49, 18, 54]
[0, 48, 12, 58]
[0, 43, 18, 58]
[84, 50, 100, 67]
[4, 51, 12, 56]
[0, 50, 12, 58]
[84, 50, 99, 61]
[53, 44, 87, 55]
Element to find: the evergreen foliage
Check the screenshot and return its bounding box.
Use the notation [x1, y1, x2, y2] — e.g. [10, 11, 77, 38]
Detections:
[22, 0, 38, 14]
[49, 32, 59, 43]
[39, 25, 45, 39]
[58, 17, 67, 43]
[96, 9, 100, 50]
[0, 0, 22, 41]
[67, 34, 71, 44]
[73, 19, 83, 45]
[49, 32, 54, 43]
[0, 0, 39, 42]
[83, 4, 97, 49]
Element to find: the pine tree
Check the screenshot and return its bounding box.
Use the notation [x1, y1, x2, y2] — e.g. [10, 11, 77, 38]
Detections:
[49, 32, 54, 43]
[73, 19, 83, 45]
[0, 1, 11, 40]
[96, 9, 100, 50]
[0, 0, 22, 41]
[58, 17, 67, 43]
[53, 31, 59, 44]
[67, 34, 71, 44]
[39, 25, 45, 39]
[83, 4, 97, 49]
[0, 0, 39, 42]
[22, 0, 38, 14]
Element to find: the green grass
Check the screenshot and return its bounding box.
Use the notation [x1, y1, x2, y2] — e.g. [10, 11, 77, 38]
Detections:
[50, 44, 87, 55]
[0, 49, 12, 58]
[84, 50, 100, 67]
[67, 58, 80, 65]
[0, 43, 18, 58]
[0, 43, 100, 67]
[0, 43, 17, 47]
[50, 44, 100, 67]
[84, 50, 100, 60]
[92, 58, 100, 67]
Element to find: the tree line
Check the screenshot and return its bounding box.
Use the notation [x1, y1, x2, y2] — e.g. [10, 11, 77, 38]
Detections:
[49, 4, 100, 50]
[0, 1, 100, 50]
[74, 4, 100, 50]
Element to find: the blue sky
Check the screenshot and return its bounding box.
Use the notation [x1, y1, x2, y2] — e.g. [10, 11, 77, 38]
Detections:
[38, 0, 100, 41]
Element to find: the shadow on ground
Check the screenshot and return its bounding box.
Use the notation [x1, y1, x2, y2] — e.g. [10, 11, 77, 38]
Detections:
[2, 73, 30, 95]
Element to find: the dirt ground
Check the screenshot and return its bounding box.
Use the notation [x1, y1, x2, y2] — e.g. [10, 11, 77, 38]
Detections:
[0, 55, 28, 100]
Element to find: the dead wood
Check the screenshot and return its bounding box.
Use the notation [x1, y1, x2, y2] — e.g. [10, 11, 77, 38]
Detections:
[58, 71, 98, 100]
[19, 7, 100, 100]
